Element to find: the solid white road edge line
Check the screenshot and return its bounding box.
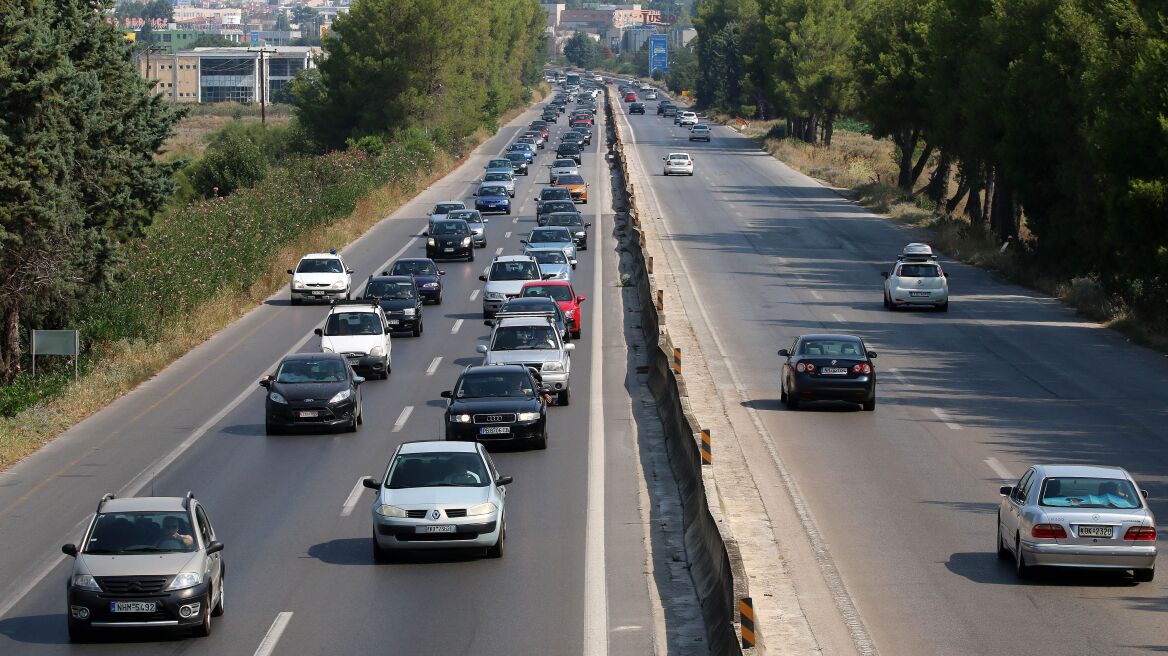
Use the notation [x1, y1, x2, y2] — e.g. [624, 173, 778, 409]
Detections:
[393, 406, 414, 433]
[583, 109, 609, 656]
[984, 458, 1016, 481]
[254, 611, 294, 656]
[426, 357, 442, 376]
[451, 319, 464, 335]
[341, 477, 366, 517]
[932, 408, 963, 430]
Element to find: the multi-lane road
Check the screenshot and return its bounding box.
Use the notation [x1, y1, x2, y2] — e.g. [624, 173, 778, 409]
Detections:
[614, 98, 1168, 654]
[0, 93, 687, 654]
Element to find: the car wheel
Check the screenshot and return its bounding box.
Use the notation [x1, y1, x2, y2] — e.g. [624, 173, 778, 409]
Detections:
[212, 576, 225, 616]
[413, 321, 422, 337]
[883, 292, 890, 309]
[938, 301, 949, 312]
[534, 429, 548, 450]
[557, 388, 570, 406]
[1014, 535, 1031, 579]
[688, 171, 694, 176]
[346, 414, 358, 433]
[571, 329, 582, 339]
[435, 292, 443, 305]
[468, 251, 475, 262]
[67, 619, 91, 643]
[290, 296, 301, 306]
[996, 516, 1010, 560]
[1134, 568, 1156, 583]
[780, 382, 788, 403]
[785, 395, 799, 410]
[265, 421, 281, 436]
[485, 523, 504, 558]
[192, 593, 212, 637]
[356, 402, 364, 425]
[862, 396, 875, 412]
[372, 533, 392, 563]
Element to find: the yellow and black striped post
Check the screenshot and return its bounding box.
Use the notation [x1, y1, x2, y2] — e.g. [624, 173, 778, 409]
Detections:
[656, 289, 664, 311]
[672, 347, 682, 374]
[700, 429, 712, 465]
[739, 597, 756, 648]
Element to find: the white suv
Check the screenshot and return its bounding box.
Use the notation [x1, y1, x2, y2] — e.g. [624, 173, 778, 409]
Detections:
[882, 243, 950, 312]
[477, 315, 575, 405]
[289, 252, 353, 304]
[663, 152, 695, 176]
[314, 301, 392, 378]
[478, 255, 542, 318]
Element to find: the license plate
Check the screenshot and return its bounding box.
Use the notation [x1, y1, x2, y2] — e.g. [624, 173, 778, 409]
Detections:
[444, 248, 454, 252]
[820, 367, 848, 375]
[418, 525, 456, 534]
[311, 291, 324, 296]
[111, 601, 156, 613]
[480, 426, 511, 435]
[298, 410, 319, 418]
[386, 320, 400, 325]
[910, 291, 931, 297]
[1078, 525, 1113, 538]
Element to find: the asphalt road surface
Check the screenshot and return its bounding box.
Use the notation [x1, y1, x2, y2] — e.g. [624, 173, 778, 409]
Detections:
[616, 102, 1168, 655]
[0, 98, 671, 655]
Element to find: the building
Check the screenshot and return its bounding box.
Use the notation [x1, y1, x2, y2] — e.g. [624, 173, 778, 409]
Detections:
[138, 47, 317, 105]
[540, 3, 565, 30]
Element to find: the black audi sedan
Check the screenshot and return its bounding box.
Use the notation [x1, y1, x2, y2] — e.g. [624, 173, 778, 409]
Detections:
[778, 334, 877, 411]
[361, 275, 423, 336]
[442, 365, 548, 450]
[386, 258, 445, 304]
[261, 353, 364, 434]
[424, 218, 474, 262]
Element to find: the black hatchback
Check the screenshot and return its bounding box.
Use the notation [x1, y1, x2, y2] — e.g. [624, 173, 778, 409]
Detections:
[361, 275, 423, 336]
[778, 334, 877, 411]
[425, 219, 474, 262]
[442, 365, 549, 450]
[629, 102, 646, 115]
[261, 353, 364, 434]
[556, 142, 582, 165]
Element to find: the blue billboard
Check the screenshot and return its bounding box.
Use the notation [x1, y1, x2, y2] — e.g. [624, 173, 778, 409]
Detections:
[649, 34, 669, 75]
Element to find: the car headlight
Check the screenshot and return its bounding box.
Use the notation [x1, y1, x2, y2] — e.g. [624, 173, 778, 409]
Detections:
[486, 292, 506, 301]
[403, 308, 415, 316]
[369, 346, 385, 356]
[450, 413, 472, 423]
[564, 309, 576, 318]
[427, 238, 436, 247]
[466, 502, 498, 516]
[423, 282, 439, 288]
[268, 391, 288, 404]
[72, 574, 101, 592]
[542, 362, 564, 373]
[376, 504, 408, 518]
[328, 389, 352, 404]
[575, 231, 585, 237]
[516, 412, 540, 421]
[461, 237, 472, 247]
[331, 280, 346, 289]
[292, 279, 305, 289]
[165, 572, 202, 591]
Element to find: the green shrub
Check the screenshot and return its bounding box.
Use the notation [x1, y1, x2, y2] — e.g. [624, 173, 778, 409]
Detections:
[189, 132, 269, 198]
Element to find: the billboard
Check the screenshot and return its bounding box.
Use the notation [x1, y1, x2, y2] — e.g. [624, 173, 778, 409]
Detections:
[649, 34, 668, 75]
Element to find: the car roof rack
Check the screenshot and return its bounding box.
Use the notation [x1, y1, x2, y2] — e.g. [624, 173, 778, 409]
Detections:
[96, 492, 115, 513]
[897, 242, 937, 261]
[330, 299, 381, 308]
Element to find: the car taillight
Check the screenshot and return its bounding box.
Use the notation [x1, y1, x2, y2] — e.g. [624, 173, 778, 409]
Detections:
[1032, 524, 1067, 539]
[1124, 526, 1157, 541]
[851, 363, 872, 375]
[796, 362, 816, 373]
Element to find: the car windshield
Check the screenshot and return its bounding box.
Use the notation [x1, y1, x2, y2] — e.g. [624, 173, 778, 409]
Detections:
[297, 258, 344, 274]
[365, 281, 415, 300]
[84, 511, 197, 555]
[898, 264, 941, 277]
[542, 189, 572, 200]
[542, 201, 576, 214]
[557, 175, 585, 185]
[548, 214, 583, 227]
[798, 339, 865, 357]
[386, 452, 490, 488]
[432, 221, 469, 235]
[433, 203, 463, 214]
[553, 159, 576, 168]
[505, 154, 525, 163]
[324, 312, 383, 336]
[454, 372, 537, 399]
[489, 261, 540, 281]
[484, 173, 511, 182]
[488, 159, 511, 168]
[491, 324, 559, 350]
[274, 358, 348, 383]
[559, 144, 580, 153]
[390, 260, 437, 276]
[479, 186, 507, 197]
[531, 251, 568, 264]
[530, 229, 570, 243]
[523, 285, 573, 302]
[447, 210, 481, 223]
[1039, 477, 1141, 509]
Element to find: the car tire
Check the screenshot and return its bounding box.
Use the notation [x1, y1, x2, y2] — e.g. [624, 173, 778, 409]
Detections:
[1014, 535, 1031, 579]
[862, 397, 875, 411]
[357, 402, 364, 424]
[486, 524, 504, 559]
[192, 593, 212, 637]
[1134, 568, 1155, 583]
[413, 321, 422, 337]
[883, 292, 891, 309]
[688, 171, 694, 176]
[780, 383, 788, 403]
[938, 302, 949, 312]
[211, 576, 225, 616]
[290, 296, 301, 306]
[435, 292, 443, 305]
[372, 534, 392, 563]
[265, 421, 281, 436]
[67, 620, 91, 643]
[468, 251, 475, 262]
[557, 388, 570, 406]
[996, 516, 1010, 560]
[346, 415, 358, 433]
[785, 396, 799, 410]
[534, 429, 548, 450]
[572, 329, 582, 339]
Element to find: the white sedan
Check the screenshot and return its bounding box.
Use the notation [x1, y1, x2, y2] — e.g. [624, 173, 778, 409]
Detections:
[662, 152, 694, 176]
[548, 158, 579, 183]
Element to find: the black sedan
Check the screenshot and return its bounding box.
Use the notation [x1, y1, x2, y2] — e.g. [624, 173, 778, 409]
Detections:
[442, 365, 548, 450]
[361, 275, 423, 336]
[503, 152, 530, 175]
[544, 212, 591, 249]
[261, 353, 364, 434]
[556, 142, 582, 165]
[386, 258, 444, 304]
[778, 334, 877, 411]
[425, 219, 474, 262]
[629, 102, 646, 115]
[536, 200, 579, 226]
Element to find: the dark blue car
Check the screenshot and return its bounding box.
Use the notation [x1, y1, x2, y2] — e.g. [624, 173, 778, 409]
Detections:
[506, 144, 535, 164]
[386, 258, 445, 304]
[474, 185, 512, 215]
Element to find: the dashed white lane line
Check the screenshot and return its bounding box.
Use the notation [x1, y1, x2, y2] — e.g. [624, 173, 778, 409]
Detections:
[932, 408, 962, 430]
[831, 312, 846, 323]
[512, 216, 519, 224]
[469, 289, 480, 302]
[504, 231, 512, 238]
[340, 477, 365, 517]
[451, 319, 463, 334]
[254, 612, 294, 656]
[985, 457, 1015, 481]
[426, 356, 442, 376]
[392, 406, 414, 432]
[888, 368, 913, 387]
[810, 290, 823, 300]
[495, 247, 504, 256]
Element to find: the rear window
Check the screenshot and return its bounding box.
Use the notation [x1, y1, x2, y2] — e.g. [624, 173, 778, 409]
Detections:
[798, 339, 865, 357]
[897, 264, 941, 277]
[523, 285, 573, 302]
[1039, 477, 1141, 509]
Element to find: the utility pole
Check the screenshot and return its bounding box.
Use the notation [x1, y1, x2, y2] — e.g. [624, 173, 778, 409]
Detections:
[139, 44, 165, 84]
[248, 46, 277, 125]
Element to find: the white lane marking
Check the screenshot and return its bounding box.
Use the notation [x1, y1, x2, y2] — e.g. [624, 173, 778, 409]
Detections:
[426, 357, 442, 376]
[505, 231, 512, 239]
[469, 289, 480, 302]
[810, 290, 823, 300]
[985, 458, 1015, 481]
[341, 478, 366, 517]
[495, 247, 504, 256]
[0, 327, 320, 621]
[932, 408, 962, 430]
[451, 319, 463, 334]
[392, 406, 414, 433]
[831, 312, 846, 323]
[888, 367, 913, 387]
[584, 108, 609, 656]
[512, 216, 519, 224]
[373, 233, 422, 279]
[254, 611, 294, 656]
[735, 211, 743, 217]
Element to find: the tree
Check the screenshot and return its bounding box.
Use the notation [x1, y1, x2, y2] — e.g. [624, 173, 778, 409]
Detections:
[564, 32, 601, 69]
[0, 0, 183, 381]
[274, 10, 291, 32]
[190, 34, 236, 48]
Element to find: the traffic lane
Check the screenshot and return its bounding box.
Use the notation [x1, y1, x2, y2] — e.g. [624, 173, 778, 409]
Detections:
[624, 113, 1168, 653]
[0, 103, 554, 602]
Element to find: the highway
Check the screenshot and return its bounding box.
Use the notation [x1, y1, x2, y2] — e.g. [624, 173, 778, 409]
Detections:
[0, 95, 678, 654]
[615, 101, 1168, 654]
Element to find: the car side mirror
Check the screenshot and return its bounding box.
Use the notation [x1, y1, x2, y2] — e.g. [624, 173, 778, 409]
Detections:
[438, 270, 446, 275]
[520, 240, 528, 245]
[564, 343, 576, 352]
[496, 475, 513, 487]
[347, 269, 354, 274]
[259, 378, 271, 388]
[577, 296, 586, 302]
[483, 218, 489, 223]
[867, 351, 878, 359]
[314, 328, 323, 336]
[662, 157, 667, 161]
[62, 543, 78, 557]
[777, 349, 790, 357]
[570, 260, 578, 268]
[426, 212, 432, 216]
[542, 273, 555, 280]
[362, 476, 381, 490]
[286, 268, 294, 275]
[440, 390, 452, 398]
[586, 222, 592, 227]
[999, 485, 1014, 497]
[476, 344, 488, 354]
[534, 197, 540, 202]
[353, 376, 365, 385]
[479, 275, 488, 282]
[1142, 489, 1149, 499]
[943, 272, 949, 278]
[205, 541, 224, 555]
[422, 231, 428, 237]
[484, 319, 494, 326]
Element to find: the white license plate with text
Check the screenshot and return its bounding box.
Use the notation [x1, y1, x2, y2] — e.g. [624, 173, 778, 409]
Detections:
[1078, 525, 1113, 538]
[480, 426, 511, 435]
[111, 601, 156, 613]
[820, 367, 848, 375]
[418, 525, 456, 534]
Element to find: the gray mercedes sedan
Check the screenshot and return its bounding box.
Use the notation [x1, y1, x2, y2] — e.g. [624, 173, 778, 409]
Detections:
[997, 464, 1156, 581]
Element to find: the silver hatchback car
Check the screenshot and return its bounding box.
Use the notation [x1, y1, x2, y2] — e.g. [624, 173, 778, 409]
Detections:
[364, 440, 511, 560]
[997, 464, 1156, 581]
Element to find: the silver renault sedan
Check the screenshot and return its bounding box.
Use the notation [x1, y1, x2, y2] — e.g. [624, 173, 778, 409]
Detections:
[364, 440, 511, 560]
[997, 464, 1156, 581]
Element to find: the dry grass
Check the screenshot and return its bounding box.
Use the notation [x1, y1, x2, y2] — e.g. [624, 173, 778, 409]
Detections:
[159, 105, 293, 161]
[0, 93, 547, 470]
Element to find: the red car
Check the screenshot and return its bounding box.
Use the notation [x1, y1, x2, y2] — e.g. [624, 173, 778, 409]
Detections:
[605, 79, 614, 85]
[570, 113, 594, 127]
[521, 281, 586, 338]
[529, 123, 550, 140]
[624, 92, 637, 102]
